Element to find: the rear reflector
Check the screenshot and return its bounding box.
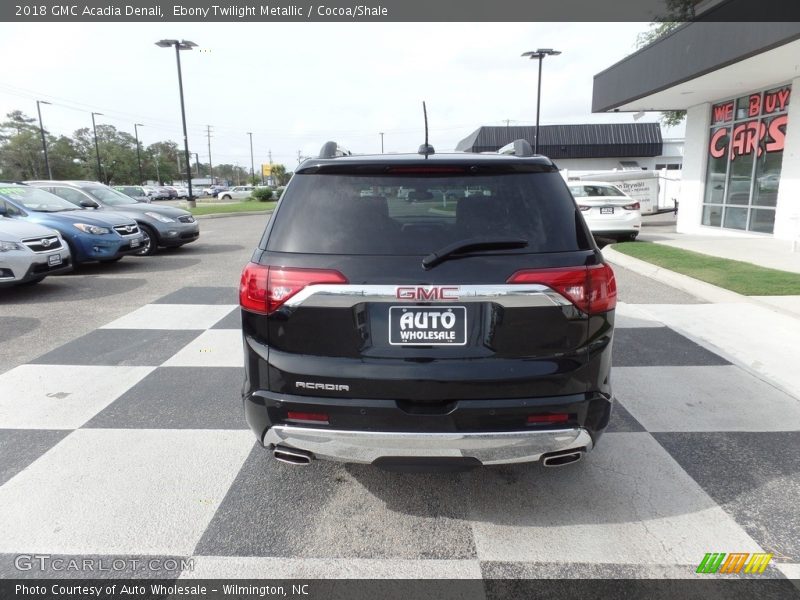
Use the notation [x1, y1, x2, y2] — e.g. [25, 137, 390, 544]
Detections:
[239, 264, 348, 314]
[622, 202, 640, 210]
[527, 414, 570, 424]
[506, 264, 617, 314]
[287, 411, 329, 424]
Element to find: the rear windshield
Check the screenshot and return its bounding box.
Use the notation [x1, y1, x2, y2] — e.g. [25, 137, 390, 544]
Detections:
[568, 184, 625, 197]
[266, 172, 587, 255]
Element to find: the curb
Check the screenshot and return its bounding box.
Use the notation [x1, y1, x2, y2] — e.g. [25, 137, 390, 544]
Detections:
[194, 210, 274, 220]
[603, 245, 800, 320]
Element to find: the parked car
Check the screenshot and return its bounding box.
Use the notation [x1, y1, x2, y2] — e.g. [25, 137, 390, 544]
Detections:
[0, 184, 144, 263]
[203, 185, 228, 197]
[25, 181, 200, 257]
[239, 140, 616, 470]
[113, 185, 151, 203]
[0, 215, 72, 286]
[568, 182, 642, 242]
[218, 185, 254, 200]
[159, 186, 178, 199]
[173, 186, 189, 199]
[144, 186, 170, 201]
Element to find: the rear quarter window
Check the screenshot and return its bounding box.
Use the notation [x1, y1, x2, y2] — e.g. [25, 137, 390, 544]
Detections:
[266, 171, 588, 255]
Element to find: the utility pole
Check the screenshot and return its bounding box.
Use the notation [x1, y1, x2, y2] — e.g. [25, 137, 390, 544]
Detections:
[297, 150, 302, 165]
[154, 153, 161, 183]
[91, 112, 103, 182]
[36, 100, 52, 179]
[379, 132, 384, 154]
[133, 123, 144, 185]
[247, 132, 255, 185]
[265, 149, 272, 185]
[206, 125, 213, 183]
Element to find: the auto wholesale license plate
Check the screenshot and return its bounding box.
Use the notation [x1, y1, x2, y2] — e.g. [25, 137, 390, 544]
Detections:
[600, 207, 615, 214]
[48, 254, 62, 266]
[130, 239, 141, 248]
[389, 306, 467, 346]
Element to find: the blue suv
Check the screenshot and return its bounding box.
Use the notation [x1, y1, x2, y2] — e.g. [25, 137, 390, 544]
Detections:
[0, 184, 144, 263]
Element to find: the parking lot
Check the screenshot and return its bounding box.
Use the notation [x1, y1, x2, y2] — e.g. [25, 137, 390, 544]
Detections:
[0, 213, 798, 582]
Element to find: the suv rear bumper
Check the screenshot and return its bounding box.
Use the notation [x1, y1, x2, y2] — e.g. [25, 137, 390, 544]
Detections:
[263, 425, 593, 465]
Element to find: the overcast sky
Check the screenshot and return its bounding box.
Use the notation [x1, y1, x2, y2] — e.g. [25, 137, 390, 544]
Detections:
[0, 22, 683, 169]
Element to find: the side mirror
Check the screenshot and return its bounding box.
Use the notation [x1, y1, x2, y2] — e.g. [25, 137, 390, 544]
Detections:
[79, 199, 99, 209]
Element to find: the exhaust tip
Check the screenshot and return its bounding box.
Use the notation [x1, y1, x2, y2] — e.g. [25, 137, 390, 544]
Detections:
[542, 450, 584, 468]
[273, 446, 313, 465]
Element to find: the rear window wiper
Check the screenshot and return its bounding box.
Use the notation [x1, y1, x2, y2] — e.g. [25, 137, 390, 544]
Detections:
[422, 237, 529, 270]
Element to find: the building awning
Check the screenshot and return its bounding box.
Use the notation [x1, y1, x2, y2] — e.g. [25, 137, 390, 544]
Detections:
[455, 123, 663, 158]
[593, 19, 800, 113]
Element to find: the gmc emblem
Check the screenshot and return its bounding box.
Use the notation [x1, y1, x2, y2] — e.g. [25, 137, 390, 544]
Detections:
[396, 286, 459, 301]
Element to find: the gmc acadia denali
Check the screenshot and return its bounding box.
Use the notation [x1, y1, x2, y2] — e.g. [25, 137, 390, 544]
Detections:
[239, 140, 616, 471]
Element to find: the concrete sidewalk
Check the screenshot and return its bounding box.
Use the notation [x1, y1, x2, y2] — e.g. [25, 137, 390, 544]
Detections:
[605, 245, 800, 401]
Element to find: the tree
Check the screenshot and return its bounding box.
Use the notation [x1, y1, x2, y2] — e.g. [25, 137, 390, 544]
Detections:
[271, 163, 292, 186]
[636, 0, 700, 128]
[0, 111, 46, 180]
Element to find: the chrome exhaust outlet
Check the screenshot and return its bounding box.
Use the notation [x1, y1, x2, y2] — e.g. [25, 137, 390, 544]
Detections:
[542, 449, 584, 468]
[273, 445, 314, 465]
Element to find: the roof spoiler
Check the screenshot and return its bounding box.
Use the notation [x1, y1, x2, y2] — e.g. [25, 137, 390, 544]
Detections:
[497, 139, 534, 157]
[318, 141, 352, 159]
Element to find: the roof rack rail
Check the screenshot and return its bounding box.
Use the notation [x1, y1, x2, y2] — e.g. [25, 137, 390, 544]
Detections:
[497, 139, 534, 157]
[318, 141, 352, 159]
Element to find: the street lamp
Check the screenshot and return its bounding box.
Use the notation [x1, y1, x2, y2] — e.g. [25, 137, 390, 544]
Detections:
[156, 38, 198, 207]
[36, 100, 52, 179]
[247, 132, 255, 185]
[521, 48, 561, 154]
[91, 112, 103, 181]
[134, 123, 144, 185]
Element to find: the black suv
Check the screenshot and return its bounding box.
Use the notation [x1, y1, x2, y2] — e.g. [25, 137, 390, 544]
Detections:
[240, 141, 616, 471]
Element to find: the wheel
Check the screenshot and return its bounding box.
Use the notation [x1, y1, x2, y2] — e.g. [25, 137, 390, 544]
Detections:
[135, 224, 158, 256]
[221, 194, 232, 200]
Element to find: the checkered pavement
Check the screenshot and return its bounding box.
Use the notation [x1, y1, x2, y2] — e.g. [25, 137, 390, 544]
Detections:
[1, 286, 798, 581]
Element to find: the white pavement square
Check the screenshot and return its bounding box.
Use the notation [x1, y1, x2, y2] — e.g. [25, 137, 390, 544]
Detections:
[181, 557, 483, 579]
[614, 302, 666, 329]
[161, 330, 244, 368]
[614, 366, 800, 432]
[0, 365, 154, 429]
[100, 304, 237, 330]
[0, 429, 255, 555]
[468, 433, 762, 564]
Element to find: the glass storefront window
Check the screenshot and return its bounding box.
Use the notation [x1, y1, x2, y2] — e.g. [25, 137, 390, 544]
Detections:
[703, 85, 791, 234]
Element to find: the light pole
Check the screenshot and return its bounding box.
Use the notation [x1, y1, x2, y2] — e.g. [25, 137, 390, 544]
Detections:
[156, 38, 198, 207]
[521, 48, 561, 154]
[36, 100, 52, 179]
[379, 132, 384, 154]
[133, 123, 144, 185]
[247, 132, 255, 185]
[91, 112, 103, 181]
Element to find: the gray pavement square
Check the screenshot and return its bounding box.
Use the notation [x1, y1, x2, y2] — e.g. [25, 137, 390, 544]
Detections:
[210, 307, 242, 330]
[83, 367, 247, 430]
[654, 431, 800, 563]
[29, 329, 203, 366]
[0, 429, 69, 486]
[154, 286, 239, 305]
[613, 327, 731, 367]
[194, 445, 479, 559]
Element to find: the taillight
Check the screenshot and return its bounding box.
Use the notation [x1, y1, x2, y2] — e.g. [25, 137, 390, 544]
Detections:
[239, 263, 348, 314]
[506, 264, 617, 314]
[622, 202, 640, 210]
[578, 204, 590, 212]
[527, 413, 570, 424]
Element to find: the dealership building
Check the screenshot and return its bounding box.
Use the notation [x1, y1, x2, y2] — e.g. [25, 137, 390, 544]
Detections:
[593, 21, 800, 240]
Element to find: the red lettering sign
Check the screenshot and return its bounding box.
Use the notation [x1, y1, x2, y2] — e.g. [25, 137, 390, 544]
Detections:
[712, 101, 734, 123]
[763, 87, 791, 115]
[766, 115, 788, 152]
[709, 128, 728, 158]
[748, 94, 761, 117]
[709, 115, 788, 160]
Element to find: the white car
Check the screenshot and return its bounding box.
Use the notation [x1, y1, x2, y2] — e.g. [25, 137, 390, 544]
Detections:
[0, 215, 72, 286]
[217, 186, 254, 200]
[568, 182, 642, 242]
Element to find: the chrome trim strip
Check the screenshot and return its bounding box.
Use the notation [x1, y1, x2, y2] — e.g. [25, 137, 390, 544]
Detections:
[282, 284, 571, 310]
[263, 426, 592, 465]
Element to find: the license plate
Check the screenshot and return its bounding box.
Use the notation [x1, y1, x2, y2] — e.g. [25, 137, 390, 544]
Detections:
[600, 207, 614, 214]
[48, 254, 62, 266]
[389, 306, 467, 346]
[130, 239, 141, 248]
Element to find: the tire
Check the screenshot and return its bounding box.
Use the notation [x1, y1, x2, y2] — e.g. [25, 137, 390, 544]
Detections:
[221, 194, 232, 200]
[618, 233, 638, 242]
[135, 224, 158, 256]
